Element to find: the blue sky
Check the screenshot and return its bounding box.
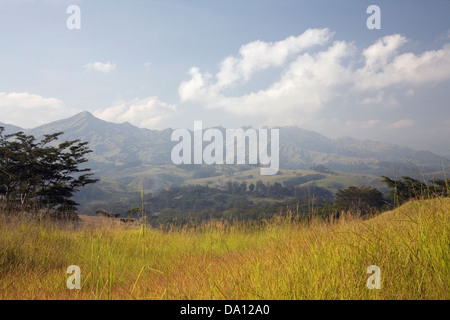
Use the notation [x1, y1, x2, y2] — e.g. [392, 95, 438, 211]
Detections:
[0, 0, 449, 157]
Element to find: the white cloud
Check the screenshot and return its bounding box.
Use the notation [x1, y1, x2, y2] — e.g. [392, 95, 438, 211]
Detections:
[361, 35, 407, 71]
[343, 119, 380, 130]
[180, 28, 333, 100]
[214, 28, 333, 90]
[178, 30, 450, 127]
[0, 92, 71, 128]
[0, 92, 62, 109]
[84, 61, 117, 73]
[355, 42, 450, 90]
[386, 119, 415, 130]
[179, 67, 212, 103]
[94, 97, 176, 129]
[361, 91, 399, 106]
[179, 29, 351, 122]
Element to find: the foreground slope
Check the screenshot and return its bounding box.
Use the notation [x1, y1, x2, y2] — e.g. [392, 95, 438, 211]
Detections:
[0, 198, 448, 299]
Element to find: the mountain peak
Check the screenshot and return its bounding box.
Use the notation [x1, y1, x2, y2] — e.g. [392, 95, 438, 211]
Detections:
[26, 111, 105, 136]
[71, 111, 96, 120]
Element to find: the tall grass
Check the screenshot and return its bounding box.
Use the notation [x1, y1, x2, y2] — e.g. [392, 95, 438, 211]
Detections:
[0, 197, 448, 300]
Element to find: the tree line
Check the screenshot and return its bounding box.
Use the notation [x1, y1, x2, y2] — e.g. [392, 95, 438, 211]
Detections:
[122, 175, 450, 226]
[224, 175, 328, 199]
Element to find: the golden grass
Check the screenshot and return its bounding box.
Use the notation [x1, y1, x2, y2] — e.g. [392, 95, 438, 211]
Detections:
[0, 197, 448, 300]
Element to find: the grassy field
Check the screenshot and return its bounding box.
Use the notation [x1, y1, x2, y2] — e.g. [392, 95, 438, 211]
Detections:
[184, 168, 386, 193]
[0, 197, 448, 300]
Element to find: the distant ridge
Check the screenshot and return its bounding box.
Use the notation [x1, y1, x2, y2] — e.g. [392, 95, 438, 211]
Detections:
[1, 111, 449, 177]
[0, 121, 23, 134]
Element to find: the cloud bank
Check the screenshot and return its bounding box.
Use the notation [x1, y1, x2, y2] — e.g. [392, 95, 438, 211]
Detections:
[94, 97, 177, 129]
[178, 29, 450, 127]
[0, 92, 68, 128]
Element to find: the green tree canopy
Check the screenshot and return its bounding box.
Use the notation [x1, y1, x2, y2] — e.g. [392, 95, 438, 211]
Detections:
[334, 186, 384, 216]
[381, 175, 450, 206]
[0, 127, 98, 216]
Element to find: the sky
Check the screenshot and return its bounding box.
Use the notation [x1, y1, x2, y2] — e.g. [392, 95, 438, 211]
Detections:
[0, 0, 449, 157]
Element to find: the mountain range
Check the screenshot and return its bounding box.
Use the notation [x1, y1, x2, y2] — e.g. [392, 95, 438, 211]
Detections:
[1, 111, 448, 178]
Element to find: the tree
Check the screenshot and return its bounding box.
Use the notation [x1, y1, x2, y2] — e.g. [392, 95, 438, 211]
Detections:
[239, 182, 247, 194]
[334, 186, 384, 216]
[429, 178, 450, 197]
[382, 175, 450, 206]
[269, 182, 284, 198]
[255, 180, 267, 197]
[0, 127, 98, 215]
[311, 164, 333, 174]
